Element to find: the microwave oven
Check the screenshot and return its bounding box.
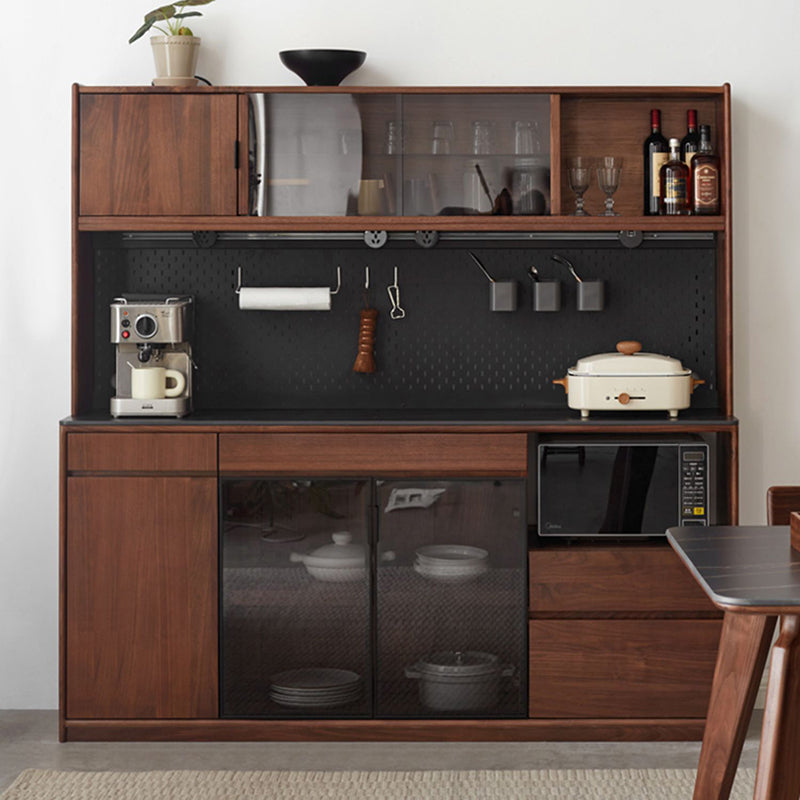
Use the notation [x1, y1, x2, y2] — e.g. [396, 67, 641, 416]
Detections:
[537, 436, 711, 538]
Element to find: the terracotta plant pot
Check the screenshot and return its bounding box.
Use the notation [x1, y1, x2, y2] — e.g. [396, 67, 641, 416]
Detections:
[150, 35, 200, 86]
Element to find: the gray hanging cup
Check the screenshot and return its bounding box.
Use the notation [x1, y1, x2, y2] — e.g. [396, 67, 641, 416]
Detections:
[577, 280, 605, 311]
[533, 280, 561, 312]
[490, 280, 518, 312]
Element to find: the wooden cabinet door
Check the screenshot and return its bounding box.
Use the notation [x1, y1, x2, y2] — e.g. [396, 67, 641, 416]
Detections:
[79, 93, 238, 216]
[66, 476, 218, 719]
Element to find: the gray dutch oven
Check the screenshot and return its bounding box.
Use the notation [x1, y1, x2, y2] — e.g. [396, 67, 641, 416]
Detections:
[405, 650, 514, 711]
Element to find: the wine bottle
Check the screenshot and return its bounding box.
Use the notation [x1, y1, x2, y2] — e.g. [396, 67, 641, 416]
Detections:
[691, 124, 721, 215]
[680, 109, 700, 167]
[643, 109, 669, 215]
[659, 138, 690, 215]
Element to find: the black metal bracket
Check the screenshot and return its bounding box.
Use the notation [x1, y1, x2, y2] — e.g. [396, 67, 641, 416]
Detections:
[414, 231, 440, 249]
[192, 231, 218, 249]
[618, 230, 644, 249]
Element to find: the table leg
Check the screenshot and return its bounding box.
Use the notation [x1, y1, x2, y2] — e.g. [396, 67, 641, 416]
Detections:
[754, 614, 800, 800]
[693, 612, 777, 800]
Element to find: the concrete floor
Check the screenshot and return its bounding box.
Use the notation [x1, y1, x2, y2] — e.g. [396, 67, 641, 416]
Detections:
[0, 710, 764, 793]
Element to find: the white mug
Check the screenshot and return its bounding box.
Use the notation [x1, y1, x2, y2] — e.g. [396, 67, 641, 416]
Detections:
[130, 367, 186, 400]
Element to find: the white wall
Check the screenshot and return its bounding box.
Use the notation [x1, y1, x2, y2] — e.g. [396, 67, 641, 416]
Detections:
[1, 0, 797, 709]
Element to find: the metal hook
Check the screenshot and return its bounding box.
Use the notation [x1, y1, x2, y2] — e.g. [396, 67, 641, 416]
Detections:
[387, 266, 406, 320]
[235, 267, 244, 294]
[364, 266, 370, 290]
[331, 266, 342, 296]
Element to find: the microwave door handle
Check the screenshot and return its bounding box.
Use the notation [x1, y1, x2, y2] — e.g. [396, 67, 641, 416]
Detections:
[249, 93, 267, 216]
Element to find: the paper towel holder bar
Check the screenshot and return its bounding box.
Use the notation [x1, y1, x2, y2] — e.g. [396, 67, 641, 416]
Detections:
[235, 266, 342, 296]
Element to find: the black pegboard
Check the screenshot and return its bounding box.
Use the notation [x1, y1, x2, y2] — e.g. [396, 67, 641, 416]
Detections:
[92, 239, 718, 411]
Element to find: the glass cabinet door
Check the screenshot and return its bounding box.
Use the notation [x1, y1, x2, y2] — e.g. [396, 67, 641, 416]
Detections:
[374, 479, 528, 718]
[400, 94, 551, 216]
[220, 479, 372, 718]
[248, 92, 550, 218]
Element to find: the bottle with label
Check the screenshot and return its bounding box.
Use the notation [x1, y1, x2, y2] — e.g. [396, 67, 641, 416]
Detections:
[680, 109, 700, 167]
[643, 109, 669, 215]
[691, 124, 721, 215]
[659, 138, 690, 215]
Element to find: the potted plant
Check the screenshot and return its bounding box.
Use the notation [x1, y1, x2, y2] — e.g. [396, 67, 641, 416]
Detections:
[129, 0, 216, 86]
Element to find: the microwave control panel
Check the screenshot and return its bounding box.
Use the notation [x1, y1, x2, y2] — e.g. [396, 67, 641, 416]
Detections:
[679, 446, 709, 525]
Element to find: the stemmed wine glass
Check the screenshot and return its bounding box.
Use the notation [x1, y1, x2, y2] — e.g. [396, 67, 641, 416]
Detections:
[597, 156, 623, 216]
[567, 157, 593, 216]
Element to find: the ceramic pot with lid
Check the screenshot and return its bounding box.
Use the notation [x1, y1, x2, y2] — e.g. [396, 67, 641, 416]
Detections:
[290, 531, 366, 582]
[405, 650, 514, 711]
[553, 340, 704, 419]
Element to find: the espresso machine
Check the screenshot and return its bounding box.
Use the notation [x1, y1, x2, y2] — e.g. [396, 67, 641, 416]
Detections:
[110, 295, 193, 417]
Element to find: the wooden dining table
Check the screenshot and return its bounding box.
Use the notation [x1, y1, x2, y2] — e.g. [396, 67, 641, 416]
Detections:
[667, 524, 800, 800]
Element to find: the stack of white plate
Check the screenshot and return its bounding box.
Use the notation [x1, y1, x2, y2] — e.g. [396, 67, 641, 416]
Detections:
[269, 668, 362, 709]
[413, 544, 489, 583]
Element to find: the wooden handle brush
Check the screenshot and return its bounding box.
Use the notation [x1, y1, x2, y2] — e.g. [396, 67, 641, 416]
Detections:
[352, 307, 378, 373]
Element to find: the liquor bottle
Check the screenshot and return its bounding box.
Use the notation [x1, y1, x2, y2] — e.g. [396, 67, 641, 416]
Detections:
[691, 124, 721, 215]
[643, 109, 669, 215]
[680, 109, 700, 167]
[659, 138, 690, 215]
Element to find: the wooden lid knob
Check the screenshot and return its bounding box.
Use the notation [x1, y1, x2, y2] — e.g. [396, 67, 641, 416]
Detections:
[618, 392, 631, 405]
[616, 340, 642, 356]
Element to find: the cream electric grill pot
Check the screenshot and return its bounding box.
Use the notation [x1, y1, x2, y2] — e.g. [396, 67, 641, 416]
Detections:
[553, 340, 704, 419]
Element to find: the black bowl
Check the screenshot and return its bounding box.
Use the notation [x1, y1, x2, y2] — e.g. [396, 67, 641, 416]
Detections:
[279, 49, 367, 86]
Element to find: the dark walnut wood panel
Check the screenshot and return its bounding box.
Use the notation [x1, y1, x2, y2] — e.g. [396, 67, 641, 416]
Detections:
[62, 717, 707, 742]
[558, 95, 725, 216]
[65, 476, 218, 719]
[77, 214, 725, 233]
[79, 93, 238, 216]
[219, 433, 527, 476]
[529, 546, 718, 614]
[529, 619, 722, 719]
[67, 433, 216, 473]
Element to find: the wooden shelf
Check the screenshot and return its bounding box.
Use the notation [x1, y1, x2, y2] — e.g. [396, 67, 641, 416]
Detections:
[78, 214, 725, 233]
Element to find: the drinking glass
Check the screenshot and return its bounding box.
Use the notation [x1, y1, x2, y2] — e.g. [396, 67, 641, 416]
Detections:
[597, 156, 623, 216]
[567, 157, 593, 216]
[384, 121, 403, 155]
[472, 120, 494, 155]
[431, 120, 454, 155]
[513, 120, 541, 155]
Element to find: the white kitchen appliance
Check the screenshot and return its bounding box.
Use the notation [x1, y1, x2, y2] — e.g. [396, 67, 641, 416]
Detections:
[110, 295, 193, 417]
[553, 340, 704, 418]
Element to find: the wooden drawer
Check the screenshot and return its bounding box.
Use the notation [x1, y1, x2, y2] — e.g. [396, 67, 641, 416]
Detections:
[529, 619, 722, 718]
[218, 433, 527, 476]
[529, 546, 717, 614]
[67, 433, 217, 474]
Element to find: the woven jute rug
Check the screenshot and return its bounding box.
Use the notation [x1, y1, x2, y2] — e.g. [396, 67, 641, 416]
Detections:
[1, 767, 757, 799]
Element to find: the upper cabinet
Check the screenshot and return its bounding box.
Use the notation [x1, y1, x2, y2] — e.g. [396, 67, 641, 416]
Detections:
[78, 92, 238, 216]
[74, 86, 728, 230]
[249, 92, 551, 218]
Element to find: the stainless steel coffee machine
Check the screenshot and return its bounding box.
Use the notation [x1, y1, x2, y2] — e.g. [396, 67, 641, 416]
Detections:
[110, 295, 193, 417]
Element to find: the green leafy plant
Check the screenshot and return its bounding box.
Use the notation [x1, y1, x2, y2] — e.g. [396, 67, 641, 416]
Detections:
[129, 0, 215, 43]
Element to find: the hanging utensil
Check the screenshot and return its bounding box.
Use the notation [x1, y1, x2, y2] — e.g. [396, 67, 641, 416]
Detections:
[387, 266, 406, 320]
[551, 254, 582, 283]
[353, 266, 378, 373]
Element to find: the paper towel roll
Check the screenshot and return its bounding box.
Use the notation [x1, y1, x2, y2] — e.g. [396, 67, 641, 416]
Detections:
[238, 287, 331, 311]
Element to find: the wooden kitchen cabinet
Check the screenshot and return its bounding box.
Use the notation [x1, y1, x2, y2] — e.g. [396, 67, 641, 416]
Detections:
[63, 433, 218, 722]
[62, 84, 737, 742]
[78, 92, 238, 216]
[66, 475, 218, 719]
[528, 546, 722, 719]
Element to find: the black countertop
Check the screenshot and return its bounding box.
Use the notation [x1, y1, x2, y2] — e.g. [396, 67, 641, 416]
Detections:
[61, 409, 739, 428]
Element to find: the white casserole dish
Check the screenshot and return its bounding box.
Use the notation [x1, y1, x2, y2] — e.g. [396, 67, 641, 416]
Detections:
[553, 340, 704, 419]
